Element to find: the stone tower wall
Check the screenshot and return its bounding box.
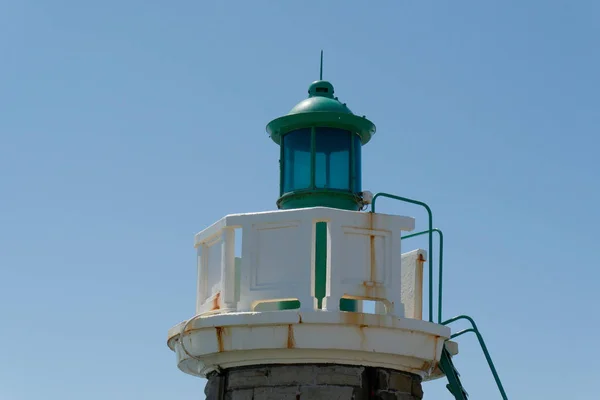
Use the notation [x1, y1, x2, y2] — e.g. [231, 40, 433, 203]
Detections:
[204, 364, 423, 400]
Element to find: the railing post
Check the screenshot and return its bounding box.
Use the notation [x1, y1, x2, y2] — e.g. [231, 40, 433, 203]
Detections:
[372, 193, 434, 322]
[220, 227, 237, 310]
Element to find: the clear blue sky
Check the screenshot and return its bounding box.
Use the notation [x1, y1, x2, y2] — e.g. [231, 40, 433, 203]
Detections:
[1, 1, 598, 399]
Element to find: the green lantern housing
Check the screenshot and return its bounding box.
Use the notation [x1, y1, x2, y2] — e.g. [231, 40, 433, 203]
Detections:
[266, 79, 376, 211]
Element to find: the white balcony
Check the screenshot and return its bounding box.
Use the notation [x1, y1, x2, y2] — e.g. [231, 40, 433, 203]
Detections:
[168, 207, 452, 379]
[193, 207, 420, 317]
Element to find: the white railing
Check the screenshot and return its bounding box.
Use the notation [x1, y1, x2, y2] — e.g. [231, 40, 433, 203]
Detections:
[194, 207, 422, 318]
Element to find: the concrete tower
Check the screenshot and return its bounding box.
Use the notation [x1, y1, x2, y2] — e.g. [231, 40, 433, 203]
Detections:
[167, 57, 508, 400]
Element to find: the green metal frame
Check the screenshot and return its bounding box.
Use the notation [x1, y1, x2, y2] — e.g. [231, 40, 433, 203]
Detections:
[267, 111, 375, 145]
[279, 135, 284, 197]
[369, 192, 508, 398]
[278, 189, 360, 210]
[401, 228, 444, 323]
[371, 192, 434, 322]
[443, 315, 508, 400]
[310, 127, 316, 188]
[278, 127, 363, 211]
[439, 346, 469, 399]
[350, 131, 356, 192]
[270, 77, 372, 313]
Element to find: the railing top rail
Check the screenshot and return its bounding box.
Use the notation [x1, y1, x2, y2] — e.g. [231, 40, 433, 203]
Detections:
[195, 206, 416, 247]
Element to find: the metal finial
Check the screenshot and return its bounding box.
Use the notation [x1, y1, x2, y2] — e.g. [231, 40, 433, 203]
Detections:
[320, 50, 323, 80]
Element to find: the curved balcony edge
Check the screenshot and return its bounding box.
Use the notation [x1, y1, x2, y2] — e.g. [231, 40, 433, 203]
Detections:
[167, 310, 454, 381]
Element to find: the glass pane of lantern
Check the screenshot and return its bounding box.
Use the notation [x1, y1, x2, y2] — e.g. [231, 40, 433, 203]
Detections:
[283, 128, 312, 192]
[353, 134, 362, 192]
[315, 128, 351, 190]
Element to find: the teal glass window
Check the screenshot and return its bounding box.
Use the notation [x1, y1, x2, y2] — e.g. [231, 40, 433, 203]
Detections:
[282, 129, 312, 192]
[281, 127, 362, 195]
[315, 128, 351, 190]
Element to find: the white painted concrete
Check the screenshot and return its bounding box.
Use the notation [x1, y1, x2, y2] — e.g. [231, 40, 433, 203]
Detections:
[326, 211, 409, 316]
[193, 207, 415, 316]
[168, 310, 452, 380]
[401, 249, 426, 320]
[170, 207, 457, 383]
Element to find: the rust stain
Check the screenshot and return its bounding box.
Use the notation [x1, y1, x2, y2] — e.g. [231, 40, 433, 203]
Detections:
[358, 324, 367, 349]
[211, 292, 221, 311]
[418, 253, 425, 262]
[370, 236, 376, 282]
[298, 314, 303, 324]
[287, 325, 295, 348]
[367, 212, 376, 298]
[430, 335, 441, 374]
[342, 310, 365, 326]
[215, 326, 224, 352]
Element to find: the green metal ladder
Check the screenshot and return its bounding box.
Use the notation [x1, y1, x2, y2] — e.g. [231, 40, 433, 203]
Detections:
[371, 193, 509, 399]
[440, 345, 469, 399]
[441, 315, 508, 400]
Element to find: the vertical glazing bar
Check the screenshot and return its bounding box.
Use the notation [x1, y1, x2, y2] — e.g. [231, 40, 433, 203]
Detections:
[310, 127, 316, 189]
[325, 152, 330, 188]
[350, 133, 356, 192]
[279, 135, 284, 197]
[289, 137, 295, 191]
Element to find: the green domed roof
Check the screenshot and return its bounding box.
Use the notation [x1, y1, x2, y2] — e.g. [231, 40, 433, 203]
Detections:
[288, 81, 354, 115]
[288, 96, 354, 115]
[266, 79, 376, 145]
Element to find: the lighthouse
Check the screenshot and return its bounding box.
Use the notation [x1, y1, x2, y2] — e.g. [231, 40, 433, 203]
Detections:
[167, 56, 508, 399]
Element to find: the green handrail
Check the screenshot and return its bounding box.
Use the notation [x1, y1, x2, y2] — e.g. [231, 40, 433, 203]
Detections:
[371, 192, 434, 322]
[451, 328, 476, 339]
[402, 228, 444, 323]
[442, 315, 508, 400]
